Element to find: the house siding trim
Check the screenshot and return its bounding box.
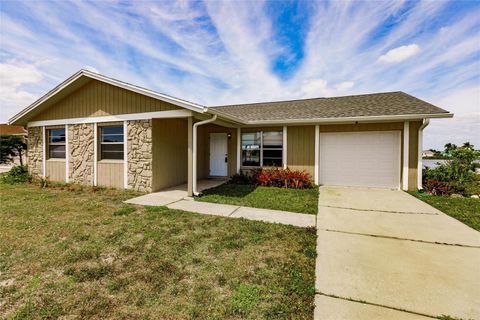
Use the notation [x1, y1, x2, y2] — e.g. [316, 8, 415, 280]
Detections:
[65, 124, 69, 182]
[27, 109, 193, 127]
[315, 125, 319, 185]
[403, 121, 410, 191]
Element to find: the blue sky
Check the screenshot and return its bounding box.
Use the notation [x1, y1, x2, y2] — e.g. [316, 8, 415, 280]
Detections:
[0, 0, 479, 149]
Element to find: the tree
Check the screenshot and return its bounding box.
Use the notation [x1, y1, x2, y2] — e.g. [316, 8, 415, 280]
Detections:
[444, 143, 457, 156]
[0, 135, 27, 165]
[462, 142, 474, 150]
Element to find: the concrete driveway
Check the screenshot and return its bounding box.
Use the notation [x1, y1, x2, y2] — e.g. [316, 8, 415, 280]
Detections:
[315, 186, 480, 320]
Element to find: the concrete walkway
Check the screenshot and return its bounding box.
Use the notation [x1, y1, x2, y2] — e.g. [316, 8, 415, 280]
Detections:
[315, 186, 480, 320]
[125, 180, 316, 228]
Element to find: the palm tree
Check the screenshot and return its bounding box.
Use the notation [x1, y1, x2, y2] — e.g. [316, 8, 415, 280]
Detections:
[444, 143, 457, 155]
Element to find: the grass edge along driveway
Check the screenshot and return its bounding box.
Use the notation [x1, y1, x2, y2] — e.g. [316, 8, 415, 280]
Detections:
[196, 183, 319, 215]
[410, 192, 480, 231]
[0, 182, 316, 319]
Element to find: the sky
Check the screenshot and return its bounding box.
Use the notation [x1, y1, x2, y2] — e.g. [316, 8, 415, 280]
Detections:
[0, 0, 479, 150]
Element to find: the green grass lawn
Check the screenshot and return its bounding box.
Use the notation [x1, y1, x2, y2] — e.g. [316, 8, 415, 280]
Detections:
[0, 183, 316, 319]
[410, 192, 480, 231]
[196, 183, 319, 214]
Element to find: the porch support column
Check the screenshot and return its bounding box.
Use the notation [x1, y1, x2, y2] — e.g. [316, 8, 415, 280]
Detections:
[236, 127, 241, 173]
[65, 124, 69, 183]
[192, 114, 217, 196]
[314, 125, 319, 185]
[42, 126, 46, 178]
[402, 121, 410, 191]
[123, 121, 129, 189]
[93, 123, 98, 186]
[187, 116, 193, 196]
[283, 126, 287, 169]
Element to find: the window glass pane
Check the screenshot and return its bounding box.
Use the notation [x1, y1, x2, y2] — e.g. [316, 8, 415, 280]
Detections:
[101, 134, 124, 143]
[49, 145, 65, 159]
[101, 143, 124, 160]
[262, 131, 282, 148]
[241, 132, 261, 166]
[242, 150, 260, 166]
[102, 126, 123, 135]
[49, 129, 65, 144]
[263, 149, 282, 158]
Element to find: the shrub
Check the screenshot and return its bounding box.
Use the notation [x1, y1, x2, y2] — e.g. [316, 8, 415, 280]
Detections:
[423, 146, 480, 196]
[1, 165, 32, 184]
[424, 180, 453, 196]
[254, 168, 314, 189]
[229, 171, 256, 185]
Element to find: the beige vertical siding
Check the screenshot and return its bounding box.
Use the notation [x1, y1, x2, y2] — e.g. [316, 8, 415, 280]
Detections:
[319, 122, 403, 132]
[97, 161, 124, 188]
[152, 118, 188, 191]
[32, 79, 180, 121]
[46, 160, 66, 182]
[197, 124, 237, 179]
[287, 125, 315, 177]
[408, 121, 422, 191]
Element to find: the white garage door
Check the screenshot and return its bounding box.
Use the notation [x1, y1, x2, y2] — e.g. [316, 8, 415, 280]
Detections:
[319, 131, 401, 189]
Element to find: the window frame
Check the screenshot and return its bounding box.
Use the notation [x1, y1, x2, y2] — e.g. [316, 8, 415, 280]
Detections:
[99, 125, 124, 161]
[47, 128, 66, 159]
[241, 130, 283, 168]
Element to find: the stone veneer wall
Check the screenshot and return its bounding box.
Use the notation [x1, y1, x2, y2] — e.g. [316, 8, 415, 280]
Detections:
[69, 124, 94, 185]
[27, 127, 43, 177]
[127, 120, 152, 192]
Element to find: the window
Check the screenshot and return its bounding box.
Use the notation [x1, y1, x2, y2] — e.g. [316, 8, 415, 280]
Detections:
[241, 130, 283, 167]
[262, 131, 283, 167]
[241, 132, 261, 166]
[100, 126, 124, 160]
[48, 128, 65, 159]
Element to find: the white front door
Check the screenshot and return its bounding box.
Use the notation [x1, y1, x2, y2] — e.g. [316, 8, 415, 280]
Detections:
[319, 131, 401, 189]
[209, 133, 228, 176]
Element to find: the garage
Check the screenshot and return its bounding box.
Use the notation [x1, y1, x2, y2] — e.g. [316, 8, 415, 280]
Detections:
[319, 131, 401, 189]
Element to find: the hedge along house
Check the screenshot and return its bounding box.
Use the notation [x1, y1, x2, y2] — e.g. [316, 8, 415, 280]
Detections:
[9, 69, 452, 196]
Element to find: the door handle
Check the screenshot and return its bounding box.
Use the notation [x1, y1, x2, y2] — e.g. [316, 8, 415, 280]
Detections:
[225, 156, 228, 163]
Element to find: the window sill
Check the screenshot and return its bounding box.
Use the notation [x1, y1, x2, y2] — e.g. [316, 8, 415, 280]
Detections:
[98, 159, 124, 164]
[47, 158, 65, 162]
[241, 165, 284, 170]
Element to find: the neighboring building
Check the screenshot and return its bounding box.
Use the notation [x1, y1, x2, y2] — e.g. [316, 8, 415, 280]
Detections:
[9, 70, 453, 195]
[422, 150, 436, 158]
[0, 124, 27, 137]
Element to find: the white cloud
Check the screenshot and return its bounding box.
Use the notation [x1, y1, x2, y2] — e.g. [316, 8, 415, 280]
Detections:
[300, 79, 331, 97]
[335, 81, 355, 92]
[82, 65, 99, 73]
[0, 60, 43, 121]
[423, 86, 480, 150]
[378, 44, 420, 63]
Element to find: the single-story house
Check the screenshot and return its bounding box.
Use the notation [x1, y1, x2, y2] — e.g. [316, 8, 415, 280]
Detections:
[422, 150, 436, 158]
[8, 69, 452, 195]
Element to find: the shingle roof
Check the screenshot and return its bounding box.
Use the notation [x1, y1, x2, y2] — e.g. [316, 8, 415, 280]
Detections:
[210, 91, 450, 123]
[0, 124, 27, 135]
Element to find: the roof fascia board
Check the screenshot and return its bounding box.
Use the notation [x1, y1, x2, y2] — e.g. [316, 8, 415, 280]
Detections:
[241, 113, 453, 126]
[27, 109, 192, 127]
